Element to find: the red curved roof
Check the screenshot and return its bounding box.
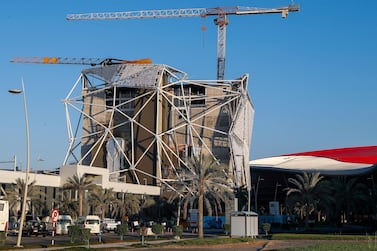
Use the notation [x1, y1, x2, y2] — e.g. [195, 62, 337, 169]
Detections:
[284, 146, 377, 164]
[250, 146, 377, 175]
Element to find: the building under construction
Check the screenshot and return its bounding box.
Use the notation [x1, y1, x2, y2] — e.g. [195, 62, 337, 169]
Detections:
[60, 62, 254, 195]
[10, 3, 299, 197]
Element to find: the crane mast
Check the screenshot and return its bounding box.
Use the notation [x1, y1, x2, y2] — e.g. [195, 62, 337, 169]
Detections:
[67, 4, 299, 80]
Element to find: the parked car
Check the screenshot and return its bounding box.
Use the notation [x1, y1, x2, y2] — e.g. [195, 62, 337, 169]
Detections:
[55, 215, 73, 235]
[77, 215, 101, 234]
[22, 220, 49, 237]
[130, 220, 140, 231]
[7, 221, 19, 236]
[100, 218, 120, 232]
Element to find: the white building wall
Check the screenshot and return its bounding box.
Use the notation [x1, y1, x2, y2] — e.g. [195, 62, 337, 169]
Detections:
[0, 170, 60, 187]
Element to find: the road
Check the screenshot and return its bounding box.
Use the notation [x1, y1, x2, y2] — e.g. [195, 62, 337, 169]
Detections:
[5, 231, 140, 248]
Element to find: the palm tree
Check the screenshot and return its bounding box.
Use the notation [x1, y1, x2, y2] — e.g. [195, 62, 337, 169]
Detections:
[181, 154, 233, 239]
[329, 176, 368, 224]
[285, 172, 331, 228]
[0, 185, 6, 198]
[5, 178, 46, 219]
[118, 192, 141, 222]
[234, 186, 249, 211]
[63, 174, 97, 216]
[55, 190, 78, 218]
[89, 187, 117, 219]
[162, 182, 188, 226]
[140, 194, 156, 224]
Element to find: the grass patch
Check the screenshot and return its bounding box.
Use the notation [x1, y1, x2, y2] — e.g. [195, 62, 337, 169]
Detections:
[3, 234, 375, 251]
[171, 237, 256, 246]
[271, 233, 372, 241]
[32, 237, 259, 251]
[273, 242, 377, 251]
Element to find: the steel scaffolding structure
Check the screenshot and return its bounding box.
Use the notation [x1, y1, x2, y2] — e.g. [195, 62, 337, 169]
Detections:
[62, 63, 254, 193]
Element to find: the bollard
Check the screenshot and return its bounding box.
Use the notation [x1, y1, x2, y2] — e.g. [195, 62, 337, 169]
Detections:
[51, 222, 56, 245]
[99, 230, 102, 243]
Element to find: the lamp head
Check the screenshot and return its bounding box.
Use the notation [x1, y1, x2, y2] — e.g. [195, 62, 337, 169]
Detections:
[8, 89, 22, 94]
[282, 10, 288, 19]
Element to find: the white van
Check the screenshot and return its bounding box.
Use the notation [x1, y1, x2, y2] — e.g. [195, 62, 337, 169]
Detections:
[77, 215, 101, 234]
[55, 215, 73, 235]
[0, 200, 9, 233]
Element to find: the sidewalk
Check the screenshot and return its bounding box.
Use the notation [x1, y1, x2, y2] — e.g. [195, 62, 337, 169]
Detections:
[17, 239, 269, 251]
[3, 230, 265, 251]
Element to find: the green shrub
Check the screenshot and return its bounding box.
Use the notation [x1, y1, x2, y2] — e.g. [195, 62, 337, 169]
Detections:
[68, 225, 91, 246]
[115, 224, 129, 240]
[172, 225, 183, 238]
[68, 225, 82, 243]
[82, 228, 91, 248]
[224, 223, 231, 235]
[152, 224, 163, 235]
[261, 223, 271, 236]
[0, 232, 6, 246]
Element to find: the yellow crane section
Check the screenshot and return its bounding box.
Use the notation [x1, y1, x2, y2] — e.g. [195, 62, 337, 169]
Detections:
[10, 57, 152, 66]
[67, 5, 299, 79]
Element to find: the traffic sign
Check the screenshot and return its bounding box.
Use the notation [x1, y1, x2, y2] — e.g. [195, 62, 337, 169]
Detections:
[51, 209, 59, 223]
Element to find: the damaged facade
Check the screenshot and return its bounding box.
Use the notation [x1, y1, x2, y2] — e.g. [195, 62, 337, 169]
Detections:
[62, 63, 254, 195]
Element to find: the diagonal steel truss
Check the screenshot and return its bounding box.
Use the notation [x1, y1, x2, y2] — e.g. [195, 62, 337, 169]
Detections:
[62, 64, 254, 194]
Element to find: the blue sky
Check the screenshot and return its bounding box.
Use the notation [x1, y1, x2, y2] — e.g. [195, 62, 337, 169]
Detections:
[1, 0, 376, 171]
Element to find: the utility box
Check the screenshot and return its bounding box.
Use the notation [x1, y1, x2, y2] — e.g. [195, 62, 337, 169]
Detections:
[230, 211, 258, 238]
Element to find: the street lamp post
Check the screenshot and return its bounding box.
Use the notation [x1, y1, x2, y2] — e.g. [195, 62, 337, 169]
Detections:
[254, 176, 264, 213]
[274, 182, 282, 201]
[9, 79, 30, 248]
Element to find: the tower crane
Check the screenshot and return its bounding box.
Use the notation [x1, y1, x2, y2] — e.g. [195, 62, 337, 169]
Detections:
[67, 4, 299, 80]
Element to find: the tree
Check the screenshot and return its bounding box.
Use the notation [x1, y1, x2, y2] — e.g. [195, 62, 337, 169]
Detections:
[140, 194, 156, 222]
[163, 183, 187, 226]
[5, 178, 46, 219]
[89, 187, 117, 219]
[285, 172, 331, 228]
[56, 190, 79, 218]
[63, 174, 97, 216]
[181, 154, 233, 239]
[329, 176, 368, 224]
[234, 186, 249, 211]
[118, 192, 141, 222]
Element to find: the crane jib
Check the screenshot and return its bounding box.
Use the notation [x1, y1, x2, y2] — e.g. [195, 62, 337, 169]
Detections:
[66, 8, 208, 20]
[66, 5, 299, 21]
[65, 5, 299, 80]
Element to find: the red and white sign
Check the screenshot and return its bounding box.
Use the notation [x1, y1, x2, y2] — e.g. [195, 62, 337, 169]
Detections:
[51, 209, 59, 223]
